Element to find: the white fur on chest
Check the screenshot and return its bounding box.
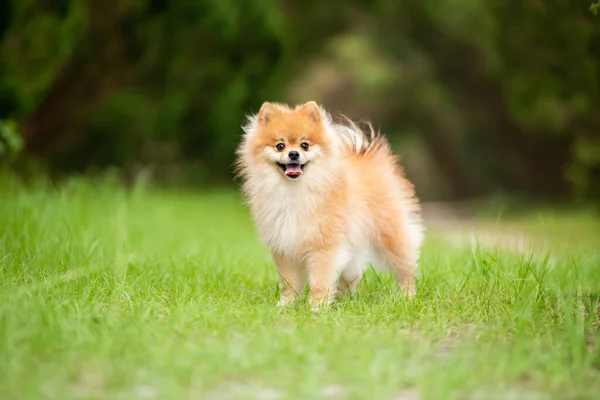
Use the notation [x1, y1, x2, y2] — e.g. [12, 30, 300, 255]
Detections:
[245, 173, 319, 257]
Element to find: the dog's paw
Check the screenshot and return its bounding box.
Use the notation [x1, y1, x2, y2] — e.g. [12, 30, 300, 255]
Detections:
[308, 298, 332, 312]
[277, 297, 295, 307]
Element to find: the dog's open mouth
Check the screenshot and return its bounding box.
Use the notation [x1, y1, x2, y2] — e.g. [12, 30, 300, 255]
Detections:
[277, 162, 307, 179]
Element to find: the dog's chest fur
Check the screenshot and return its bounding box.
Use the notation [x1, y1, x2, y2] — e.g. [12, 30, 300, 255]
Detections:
[245, 175, 323, 257]
[256, 191, 317, 257]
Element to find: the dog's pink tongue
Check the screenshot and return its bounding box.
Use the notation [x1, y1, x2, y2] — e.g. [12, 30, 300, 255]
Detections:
[285, 164, 303, 175]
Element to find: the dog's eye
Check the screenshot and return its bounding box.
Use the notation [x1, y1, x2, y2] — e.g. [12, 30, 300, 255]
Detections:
[276, 143, 285, 152]
[300, 142, 309, 151]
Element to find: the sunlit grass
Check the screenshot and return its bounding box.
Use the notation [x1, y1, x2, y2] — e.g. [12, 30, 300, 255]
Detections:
[1, 174, 599, 399]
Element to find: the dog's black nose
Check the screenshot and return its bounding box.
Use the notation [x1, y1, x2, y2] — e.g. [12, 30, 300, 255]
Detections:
[288, 151, 300, 161]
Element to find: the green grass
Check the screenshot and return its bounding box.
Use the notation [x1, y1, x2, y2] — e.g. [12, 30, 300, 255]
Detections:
[1, 174, 599, 399]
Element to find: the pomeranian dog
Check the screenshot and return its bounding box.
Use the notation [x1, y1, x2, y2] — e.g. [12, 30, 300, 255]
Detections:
[235, 101, 424, 309]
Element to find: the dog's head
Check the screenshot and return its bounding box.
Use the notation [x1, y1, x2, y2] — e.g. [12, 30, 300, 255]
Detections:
[240, 101, 337, 181]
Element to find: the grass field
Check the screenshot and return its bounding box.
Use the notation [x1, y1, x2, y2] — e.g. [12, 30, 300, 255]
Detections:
[1, 174, 599, 399]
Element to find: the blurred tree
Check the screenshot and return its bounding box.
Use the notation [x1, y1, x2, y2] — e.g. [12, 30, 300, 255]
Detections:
[0, 119, 22, 165]
[5, 0, 293, 183]
[290, 0, 600, 201]
[363, 0, 600, 199]
[0, 0, 599, 201]
[0, 0, 86, 117]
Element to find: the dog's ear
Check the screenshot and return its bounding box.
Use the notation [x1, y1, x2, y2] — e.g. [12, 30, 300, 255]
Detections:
[258, 102, 282, 125]
[296, 101, 321, 122]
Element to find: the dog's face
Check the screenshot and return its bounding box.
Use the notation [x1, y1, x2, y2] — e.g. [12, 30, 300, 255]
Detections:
[245, 102, 332, 181]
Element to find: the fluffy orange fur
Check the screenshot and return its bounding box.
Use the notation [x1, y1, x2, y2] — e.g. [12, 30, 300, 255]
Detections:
[236, 101, 424, 309]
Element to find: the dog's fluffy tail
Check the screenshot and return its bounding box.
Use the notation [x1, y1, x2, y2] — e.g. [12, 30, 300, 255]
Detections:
[332, 115, 421, 222]
[333, 116, 390, 158]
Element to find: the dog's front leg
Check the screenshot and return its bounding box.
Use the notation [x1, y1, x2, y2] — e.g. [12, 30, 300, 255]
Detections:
[305, 248, 344, 310]
[272, 252, 304, 307]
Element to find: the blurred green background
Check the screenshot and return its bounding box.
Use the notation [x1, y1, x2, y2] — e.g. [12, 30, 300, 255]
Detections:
[1, 0, 599, 203]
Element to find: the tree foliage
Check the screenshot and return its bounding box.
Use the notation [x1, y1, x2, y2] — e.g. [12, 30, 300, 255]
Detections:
[1, 0, 599, 199]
